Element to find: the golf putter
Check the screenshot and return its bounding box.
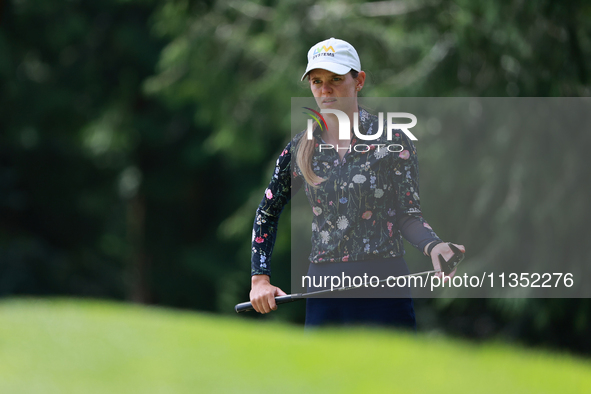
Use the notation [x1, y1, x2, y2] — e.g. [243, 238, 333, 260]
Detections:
[235, 242, 465, 313]
[439, 243, 464, 275]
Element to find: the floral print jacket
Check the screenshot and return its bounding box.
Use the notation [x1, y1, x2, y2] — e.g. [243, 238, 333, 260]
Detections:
[251, 107, 441, 276]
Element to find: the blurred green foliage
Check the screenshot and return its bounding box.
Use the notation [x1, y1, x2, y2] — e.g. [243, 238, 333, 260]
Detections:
[1, 0, 590, 353]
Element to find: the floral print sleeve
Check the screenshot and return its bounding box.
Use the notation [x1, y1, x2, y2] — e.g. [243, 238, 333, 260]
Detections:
[391, 132, 442, 251]
[251, 141, 303, 276]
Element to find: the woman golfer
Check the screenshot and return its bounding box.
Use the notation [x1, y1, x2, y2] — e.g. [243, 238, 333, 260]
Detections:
[249, 37, 465, 328]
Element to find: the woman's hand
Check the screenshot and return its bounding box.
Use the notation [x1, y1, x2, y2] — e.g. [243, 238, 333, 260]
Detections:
[429, 242, 466, 281]
[250, 275, 287, 314]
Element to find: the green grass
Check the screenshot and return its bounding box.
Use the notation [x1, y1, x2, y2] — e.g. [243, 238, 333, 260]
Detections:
[0, 298, 589, 393]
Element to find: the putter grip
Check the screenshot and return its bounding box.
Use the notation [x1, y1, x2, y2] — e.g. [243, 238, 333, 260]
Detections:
[438, 243, 465, 275]
[235, 295, 295, 313]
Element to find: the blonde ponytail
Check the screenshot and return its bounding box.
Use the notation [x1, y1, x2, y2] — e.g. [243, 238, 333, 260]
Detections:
[295, 134, 325, 187]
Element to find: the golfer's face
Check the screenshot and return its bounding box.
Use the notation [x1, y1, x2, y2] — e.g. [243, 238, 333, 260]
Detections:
[309, 69, 357, 109]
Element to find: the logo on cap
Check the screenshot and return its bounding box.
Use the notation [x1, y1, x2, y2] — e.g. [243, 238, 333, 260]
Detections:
[313, 45, 335, 55]
[313, 45, 336, 60]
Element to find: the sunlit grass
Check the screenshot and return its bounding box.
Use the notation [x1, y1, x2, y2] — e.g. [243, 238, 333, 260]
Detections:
[0, 298, 589, 393]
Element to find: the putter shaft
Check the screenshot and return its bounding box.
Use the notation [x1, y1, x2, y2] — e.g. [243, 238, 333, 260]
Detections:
[235, 269, 439, 313]
[236, 243, 464, 313]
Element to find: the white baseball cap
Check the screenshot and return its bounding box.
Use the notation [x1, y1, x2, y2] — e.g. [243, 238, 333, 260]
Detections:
[301, 37, 361, 81]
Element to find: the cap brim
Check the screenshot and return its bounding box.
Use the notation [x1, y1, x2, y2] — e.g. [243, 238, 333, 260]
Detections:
[300, 62, 352, 81]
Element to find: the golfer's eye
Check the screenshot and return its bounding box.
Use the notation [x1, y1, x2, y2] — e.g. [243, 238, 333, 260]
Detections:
[333, 77, 342, 82]
[312, 79, 322, 84]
